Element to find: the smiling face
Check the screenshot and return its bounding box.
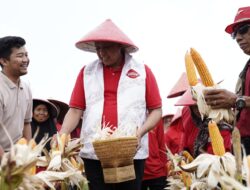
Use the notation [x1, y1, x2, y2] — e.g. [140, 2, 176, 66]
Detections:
[95, 42, 124, 68]
[33, 104, 50, 123]
[1, 46, 29, 83]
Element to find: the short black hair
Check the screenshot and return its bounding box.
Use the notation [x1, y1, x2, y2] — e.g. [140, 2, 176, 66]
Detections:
[0, 36, 26, 60]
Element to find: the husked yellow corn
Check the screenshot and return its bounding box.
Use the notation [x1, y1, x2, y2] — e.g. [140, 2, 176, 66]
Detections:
[190, 48, 215, 87]
[208, 120, 225, 156]
[185, 51, 198, 86]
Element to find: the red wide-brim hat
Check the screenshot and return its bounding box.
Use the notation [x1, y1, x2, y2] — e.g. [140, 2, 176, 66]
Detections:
[225, 6, 250, 34]
[174, 88, 196, 107]
[75, 19, 138, 53]
[167, 72, 189, 98]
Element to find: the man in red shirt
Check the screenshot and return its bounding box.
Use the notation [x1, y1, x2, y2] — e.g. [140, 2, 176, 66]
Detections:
[204, 7, 250, 155]
[58, 19, 162, 190]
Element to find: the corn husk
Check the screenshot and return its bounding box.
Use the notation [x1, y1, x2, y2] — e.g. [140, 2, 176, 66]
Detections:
[0, 133, 49, 190]
[40, 133, 86, 189]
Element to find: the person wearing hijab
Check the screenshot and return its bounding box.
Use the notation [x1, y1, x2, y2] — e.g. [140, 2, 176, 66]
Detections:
[31, 98, 58, 152]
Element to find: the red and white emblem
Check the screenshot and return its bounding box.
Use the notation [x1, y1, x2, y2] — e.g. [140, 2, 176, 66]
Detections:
[126, 69, 140, 78]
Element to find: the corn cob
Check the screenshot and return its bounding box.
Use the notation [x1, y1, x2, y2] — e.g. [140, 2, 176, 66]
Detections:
[17, 137, 28, 145]
[182, 150, 194, 163]
[185, 51, 198, 86]
[208, 120, 225, 156]
[190, 48, 215, 87]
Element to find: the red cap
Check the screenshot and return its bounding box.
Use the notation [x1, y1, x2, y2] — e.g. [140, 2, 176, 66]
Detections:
[225, 7, 250, 34]
[75, 19, 138, 53]
[167, 72, 189, 98]
[174, 88, 196, 106]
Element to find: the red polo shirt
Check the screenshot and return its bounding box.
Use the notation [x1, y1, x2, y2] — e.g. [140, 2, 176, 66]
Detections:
[70, 63, 162, 128]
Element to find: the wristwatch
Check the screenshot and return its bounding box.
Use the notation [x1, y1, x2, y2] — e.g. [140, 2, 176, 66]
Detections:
[235, 96, 246, 110]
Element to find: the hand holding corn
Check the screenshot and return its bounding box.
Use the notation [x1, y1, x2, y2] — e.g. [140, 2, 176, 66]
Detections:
[203, 88, 237, 109]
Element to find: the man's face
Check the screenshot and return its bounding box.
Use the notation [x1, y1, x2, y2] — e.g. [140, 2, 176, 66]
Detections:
[1, 46, 29, 76]
[233, 23, 250, 55]
[95, 42, 123, 67]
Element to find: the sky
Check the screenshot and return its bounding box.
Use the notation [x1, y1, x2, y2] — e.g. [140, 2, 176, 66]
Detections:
[1, 0, 250, 115]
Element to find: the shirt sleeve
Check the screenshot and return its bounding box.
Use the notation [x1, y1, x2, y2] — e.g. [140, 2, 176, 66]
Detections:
[145, 65, 162, 109]
[24, 84, 33, 123]
[69, 67, 86, 110]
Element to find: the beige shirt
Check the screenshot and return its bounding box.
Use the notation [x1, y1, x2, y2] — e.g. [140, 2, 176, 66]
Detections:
[0, 72, 32, 151]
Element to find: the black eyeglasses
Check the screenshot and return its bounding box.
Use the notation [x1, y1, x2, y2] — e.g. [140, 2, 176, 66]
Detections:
[232, 24, 250, 39]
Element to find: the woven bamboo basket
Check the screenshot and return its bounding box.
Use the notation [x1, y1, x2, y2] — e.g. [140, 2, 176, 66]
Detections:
[93, 137, 138, 183]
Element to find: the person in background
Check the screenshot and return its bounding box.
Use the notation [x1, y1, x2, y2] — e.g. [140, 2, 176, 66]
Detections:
[141, 119, 167, 190]
[162, 114, 174, 133]
[31, 98, 58, 152]
[0, 36, 32, 157]
[48, 98, 82, 138]
[204, 6, 250, 155]
[56, 19, 162, 190]
[176, 89, 232, 158]
[164, 108, 183, 155]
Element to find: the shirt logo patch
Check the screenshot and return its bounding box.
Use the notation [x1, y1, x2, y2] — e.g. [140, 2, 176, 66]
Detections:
[126, 69, 140, 78]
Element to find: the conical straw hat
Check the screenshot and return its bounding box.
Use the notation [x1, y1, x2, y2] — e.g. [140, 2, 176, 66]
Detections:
[76, 19, 138, 53]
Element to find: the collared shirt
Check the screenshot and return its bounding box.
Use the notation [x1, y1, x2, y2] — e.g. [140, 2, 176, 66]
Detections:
[0, 72, 32, 151]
